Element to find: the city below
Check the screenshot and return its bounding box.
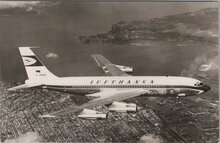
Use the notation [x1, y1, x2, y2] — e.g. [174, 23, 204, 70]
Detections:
[1, 81, 218, 143]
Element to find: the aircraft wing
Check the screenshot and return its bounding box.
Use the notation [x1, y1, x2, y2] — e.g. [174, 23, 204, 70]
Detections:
[45, 89, 147, 117]
[91, 54, 130, 76]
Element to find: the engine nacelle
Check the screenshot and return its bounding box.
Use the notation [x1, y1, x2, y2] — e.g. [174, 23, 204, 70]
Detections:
[108, 102, 137, 113]
[77, 109, 107, 120]
[115, 65, 133, 73]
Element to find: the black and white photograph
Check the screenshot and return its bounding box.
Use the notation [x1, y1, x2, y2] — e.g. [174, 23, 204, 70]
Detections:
[0, 1, 218, 143]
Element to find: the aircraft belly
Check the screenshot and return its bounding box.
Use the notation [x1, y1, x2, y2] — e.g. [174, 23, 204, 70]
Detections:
[66, 89, 100, 94]
[46, 86, 100, 94]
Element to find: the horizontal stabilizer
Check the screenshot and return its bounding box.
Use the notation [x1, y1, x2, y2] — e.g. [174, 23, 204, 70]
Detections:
[7, 83, 41, 91]
[7, 84, 29, 91]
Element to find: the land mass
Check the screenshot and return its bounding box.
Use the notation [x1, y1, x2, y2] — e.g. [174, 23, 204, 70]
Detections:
[78, 8, 218, 44]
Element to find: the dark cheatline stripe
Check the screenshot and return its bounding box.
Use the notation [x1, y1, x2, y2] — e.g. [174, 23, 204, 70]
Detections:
[22, 56, 44, 67]
[44, 84, 202, 90]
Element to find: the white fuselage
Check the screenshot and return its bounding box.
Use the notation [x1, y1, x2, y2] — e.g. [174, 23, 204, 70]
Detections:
[39, 76, 207, 97]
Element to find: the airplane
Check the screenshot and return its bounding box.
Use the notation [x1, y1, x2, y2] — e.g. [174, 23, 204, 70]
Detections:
[7, 47, 211, 119]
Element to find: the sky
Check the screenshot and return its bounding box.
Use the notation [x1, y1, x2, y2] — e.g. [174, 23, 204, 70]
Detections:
[0, 1, 218, 82]
[0, 1, 217, 34]
[45, 2, 218, 34]
[0, 2, 217, 20]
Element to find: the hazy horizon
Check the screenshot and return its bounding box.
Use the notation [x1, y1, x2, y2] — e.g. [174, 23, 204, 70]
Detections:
[0, 2, 218, 82]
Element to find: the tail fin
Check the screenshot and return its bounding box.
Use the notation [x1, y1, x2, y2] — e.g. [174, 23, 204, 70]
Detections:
[19, 47, 58, 82]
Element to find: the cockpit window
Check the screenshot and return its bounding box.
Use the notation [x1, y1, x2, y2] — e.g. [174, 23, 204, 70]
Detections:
[194, 82, 204, 87]
[199, 83, 204, 86]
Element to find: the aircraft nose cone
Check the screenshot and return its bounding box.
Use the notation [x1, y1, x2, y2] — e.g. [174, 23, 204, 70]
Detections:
[202, 85, 211, 92]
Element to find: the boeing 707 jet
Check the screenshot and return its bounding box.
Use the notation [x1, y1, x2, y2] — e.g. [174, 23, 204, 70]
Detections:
[8, 47, 210, 119]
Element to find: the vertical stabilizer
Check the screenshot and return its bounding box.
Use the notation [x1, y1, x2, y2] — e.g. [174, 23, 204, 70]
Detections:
[19, 47, 58, 83]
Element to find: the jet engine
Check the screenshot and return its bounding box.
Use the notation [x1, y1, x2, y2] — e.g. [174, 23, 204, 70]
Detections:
[115, 65, 133, 73]
[77, 109, 107, 120]
[108, 102, 137, 113]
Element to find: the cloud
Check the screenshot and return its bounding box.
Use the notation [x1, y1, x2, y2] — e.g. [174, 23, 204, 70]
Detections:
[5, 132, 42, 143]
[46, 52, 58, 58]
[139, 134, 162, 143]
[181, 53, 218, 78]
[181, 54, 207, 77]
[0, 1, 40, 10]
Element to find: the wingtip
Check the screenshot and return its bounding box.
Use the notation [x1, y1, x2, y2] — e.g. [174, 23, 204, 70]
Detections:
[91, 54, 102, 57]
[7, 88, 12, 91]
[7, 87, 16, 91]
[18, 46, 40, 49]
[38, 114, 56, 118]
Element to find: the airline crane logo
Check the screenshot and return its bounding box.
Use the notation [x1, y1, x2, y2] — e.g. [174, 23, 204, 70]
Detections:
[22, 57, 37, 66]
[22, 56, 43, 66]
